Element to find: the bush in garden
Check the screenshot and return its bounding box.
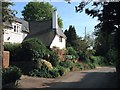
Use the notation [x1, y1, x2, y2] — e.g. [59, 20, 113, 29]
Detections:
[59, 61, 74, 70]
[2, 66, 22, 85]
[49, 51, 59, 67]
[34, 59, 53, 70]
[55, 65, 70, 76]
[4, 43, 21, 61]
[29, 68, 60, 78]
[66, 47, 78, 59]
[75, 63, 84, 70]
[49, 68, 60, 78]
[65, 55, 77, 60]
[90, 56, 104, 65]
[29, 69, 52, 78]
[88, 63, 96, 69]
[19, 38, 49, 61]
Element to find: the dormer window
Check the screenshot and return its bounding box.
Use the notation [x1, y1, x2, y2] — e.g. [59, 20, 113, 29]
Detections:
[14, 25, 16, 32]
[17, 25, 19, 32]
[13, 24, 20, 33]
[59, 36, 62, 42]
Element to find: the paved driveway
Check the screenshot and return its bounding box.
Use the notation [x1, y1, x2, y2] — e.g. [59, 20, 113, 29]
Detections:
[18, 66, 118, 88]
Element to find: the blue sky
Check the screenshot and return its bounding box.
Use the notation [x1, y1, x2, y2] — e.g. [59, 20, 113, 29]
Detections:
[10, 1, 99, 37]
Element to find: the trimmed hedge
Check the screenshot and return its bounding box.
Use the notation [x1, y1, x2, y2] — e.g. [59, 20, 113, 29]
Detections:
[4, 38, 50, 61]
[21, 38, 49, 61]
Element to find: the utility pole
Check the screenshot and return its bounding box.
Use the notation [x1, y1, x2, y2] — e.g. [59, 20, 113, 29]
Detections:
[84, 26, 87, 40]
[0, 1, 2, 90]
[0, 1, 2, 68]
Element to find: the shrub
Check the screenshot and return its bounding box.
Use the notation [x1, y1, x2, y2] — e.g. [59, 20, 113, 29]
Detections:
[29, 68, 60, 78]
[49, 68, 60, 78]
[2, 66, 22, 85]
[59, 61, 74, 70]
[90, 56, 104, 65]
[19, 38, 49, 61]
[65, 55, 77, 60]
[55, 65, 70, 76]
[34, 59, 53, 70]
[83, 62, 96, 69]
[67, 47, 77, 55]
[66, 47, 78, 60]
[75, 63, 84, 70]
[88, 63, 96, 69]
[29, 69, 52, 78]
[49, 51, 59, 67]
[4, 43, 21, 61]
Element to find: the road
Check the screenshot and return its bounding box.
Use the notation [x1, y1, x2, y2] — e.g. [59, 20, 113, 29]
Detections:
[18, 66, 119, 88]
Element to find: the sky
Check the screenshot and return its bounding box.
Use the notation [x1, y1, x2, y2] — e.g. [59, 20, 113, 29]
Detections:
[10, 1, 99, 37]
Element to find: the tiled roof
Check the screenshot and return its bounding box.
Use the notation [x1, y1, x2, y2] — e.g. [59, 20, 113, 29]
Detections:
[25, 20, 66, 46]
[4, 17, 29, 33]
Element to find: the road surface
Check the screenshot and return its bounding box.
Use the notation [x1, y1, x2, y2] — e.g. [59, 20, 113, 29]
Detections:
[18, 66, 118, 88]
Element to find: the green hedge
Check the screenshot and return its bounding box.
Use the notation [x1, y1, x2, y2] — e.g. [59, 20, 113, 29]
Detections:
[4, 43, 21, 61]
[5, 38, 50, 61]
[21, 38, 49, 61]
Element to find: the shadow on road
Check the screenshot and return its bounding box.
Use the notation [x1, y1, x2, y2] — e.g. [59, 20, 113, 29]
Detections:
[43, 72, 119, 88]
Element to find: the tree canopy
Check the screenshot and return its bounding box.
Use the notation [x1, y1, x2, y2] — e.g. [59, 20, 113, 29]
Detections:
[2, 2, 15, 23]
[22, 2, 63, 28]
[75, 1, 120, 72]
[64, 25, 77, 47]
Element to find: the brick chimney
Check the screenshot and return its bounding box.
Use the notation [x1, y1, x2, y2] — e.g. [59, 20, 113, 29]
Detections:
[52, 9, 58, 31]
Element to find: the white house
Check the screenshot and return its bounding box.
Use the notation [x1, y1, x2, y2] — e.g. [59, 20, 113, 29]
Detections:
[4, 17, 29, 44]
[25, 9, 66, 49]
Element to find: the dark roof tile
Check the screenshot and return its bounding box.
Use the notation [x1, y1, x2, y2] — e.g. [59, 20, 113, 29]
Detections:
[25, 20, 66, 46]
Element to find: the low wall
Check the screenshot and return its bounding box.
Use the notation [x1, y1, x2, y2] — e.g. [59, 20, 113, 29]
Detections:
[3, 51, 10, 68]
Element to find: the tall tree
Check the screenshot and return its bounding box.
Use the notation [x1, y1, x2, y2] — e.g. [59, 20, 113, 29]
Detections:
[22, 2, 63, 28]
[2, 2, 15, 23]
[75, 1, 120, 73]
[64, 25, 77, 47]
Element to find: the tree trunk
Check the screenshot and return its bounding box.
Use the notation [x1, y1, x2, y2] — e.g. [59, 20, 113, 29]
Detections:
[115, 28, 120, 78]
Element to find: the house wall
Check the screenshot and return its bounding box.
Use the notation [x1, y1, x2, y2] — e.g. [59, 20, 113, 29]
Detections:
[50, 35, 66, 49]
[4, 22, 28, 43]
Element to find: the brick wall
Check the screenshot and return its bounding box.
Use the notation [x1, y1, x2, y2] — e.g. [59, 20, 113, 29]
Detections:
[3, 51, 10, 68]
